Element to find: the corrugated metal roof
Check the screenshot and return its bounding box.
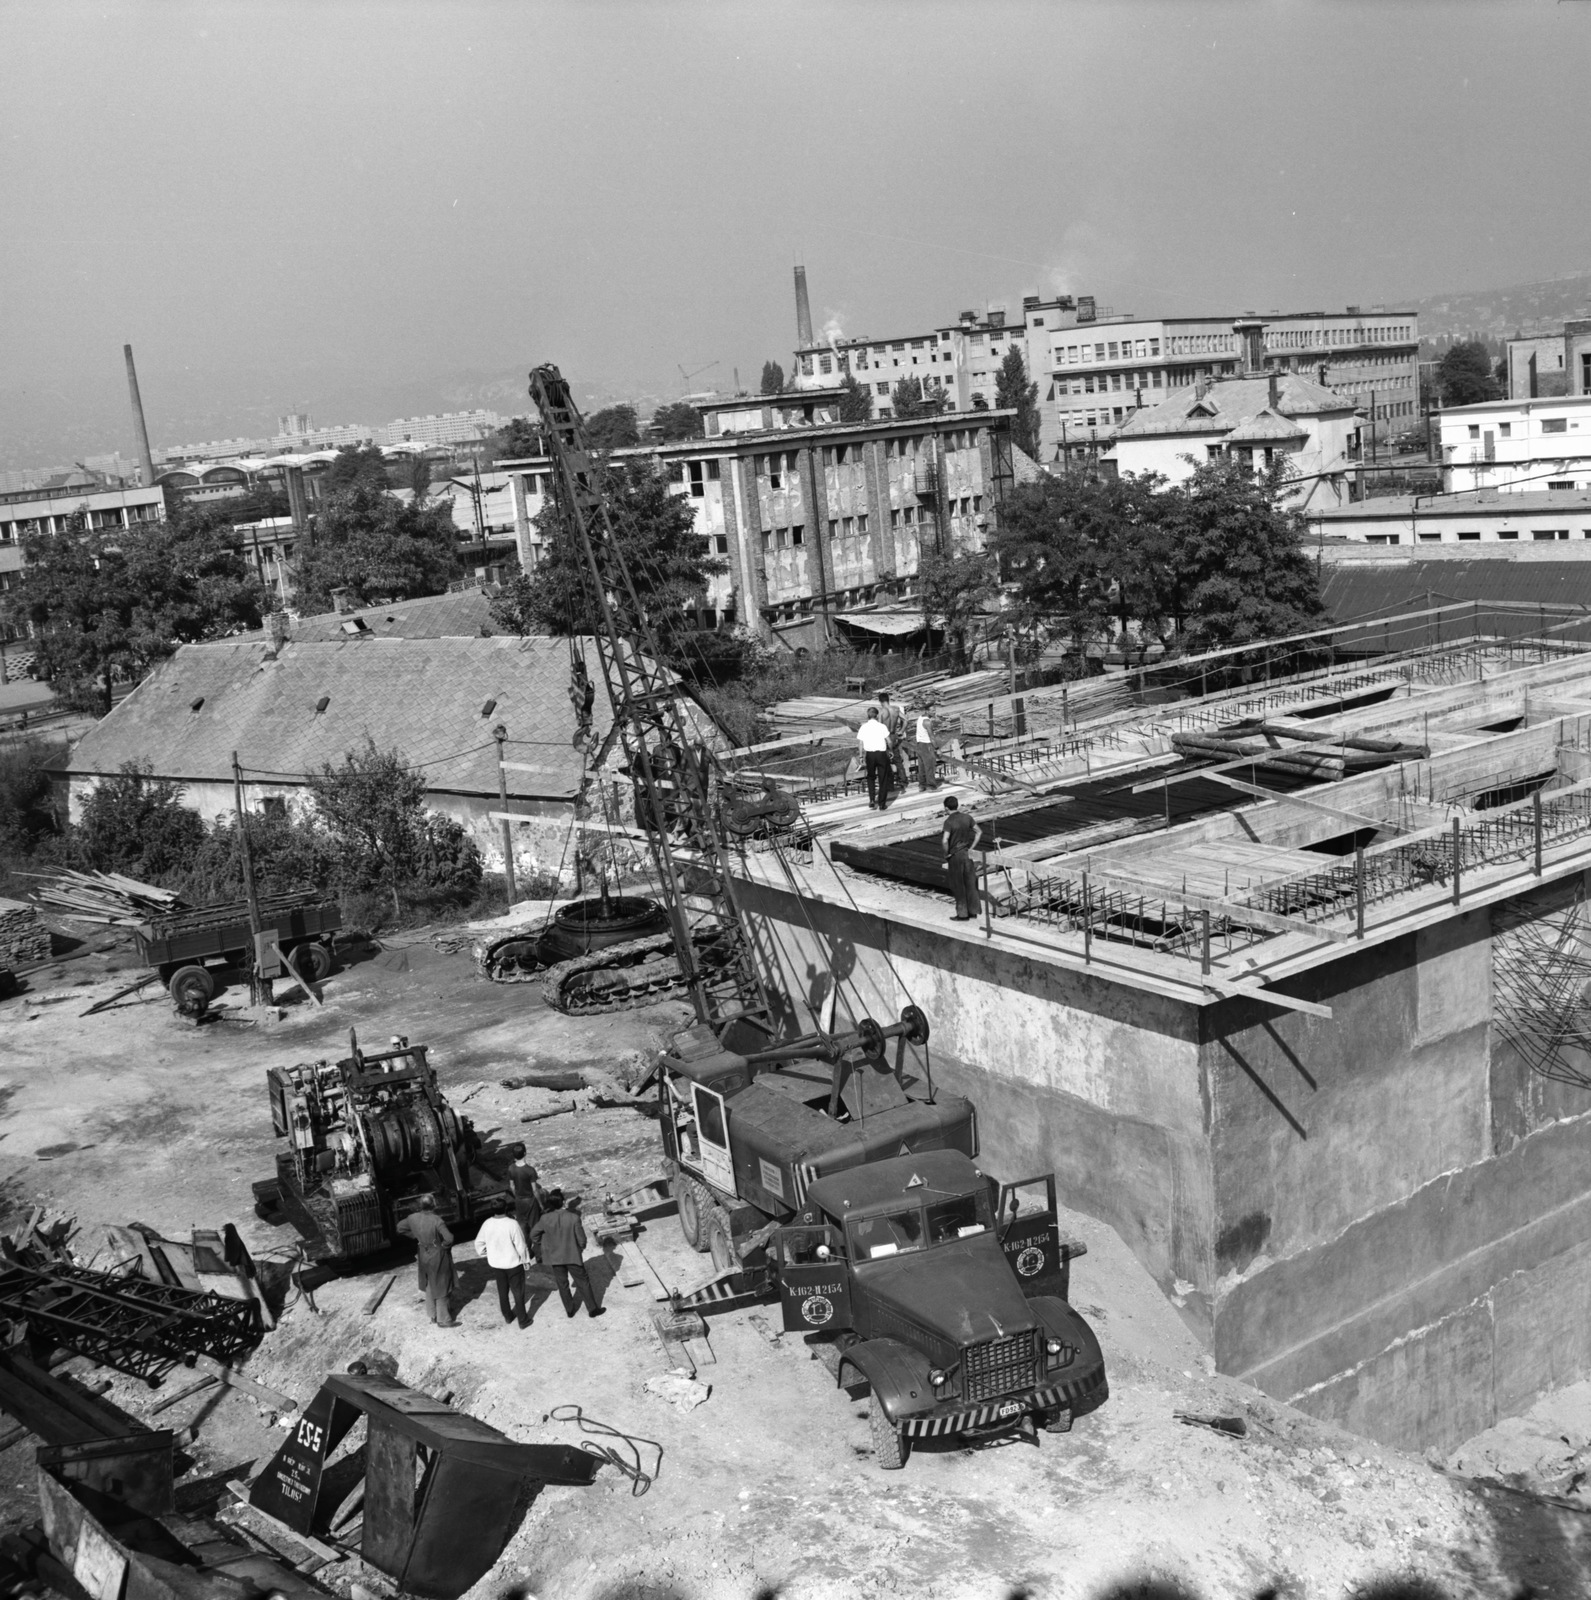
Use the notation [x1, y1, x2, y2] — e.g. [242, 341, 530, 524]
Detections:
[1321, 559, 1591, 620]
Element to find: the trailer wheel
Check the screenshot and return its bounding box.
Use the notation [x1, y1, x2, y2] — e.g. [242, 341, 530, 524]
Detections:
[676, 1179, 706, 1250]
[289, 942, 332, 983]
[168, 965, 216, 1011]
[869, 1395, 909, 1470]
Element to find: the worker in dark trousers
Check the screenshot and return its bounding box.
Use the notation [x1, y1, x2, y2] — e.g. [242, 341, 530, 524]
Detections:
[530, 1193, 606, 1319]
[856, 706, 893, 809]
[506, 1143, 544, 1238]
[941, 795, 981, 921]
[914, 705, 939, 791]
[395, 1195, 456, 1327]
[878, 690, 910, 791]
[475, 1211, 532, 1327]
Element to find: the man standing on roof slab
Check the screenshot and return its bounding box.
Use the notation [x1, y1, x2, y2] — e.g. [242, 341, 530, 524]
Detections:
[942, 795, 979, 921]
[878, 690, 910, 789]
[857, 706, 893, 809]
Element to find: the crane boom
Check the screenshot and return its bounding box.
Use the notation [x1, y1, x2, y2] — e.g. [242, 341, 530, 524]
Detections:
[527, 364, 772, 1038]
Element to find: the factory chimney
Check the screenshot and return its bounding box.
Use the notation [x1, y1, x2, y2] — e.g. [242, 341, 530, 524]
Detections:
[794, 266, 814, 348]
[123, 344, 157, 489]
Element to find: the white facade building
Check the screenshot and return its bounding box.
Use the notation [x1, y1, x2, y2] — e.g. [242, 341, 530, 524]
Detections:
[1310, 488, 1591, 547]
[1439, 394, 1591, 494]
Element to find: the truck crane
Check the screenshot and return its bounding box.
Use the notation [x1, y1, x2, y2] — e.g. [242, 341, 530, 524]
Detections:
[526, 365, 1106, 1468]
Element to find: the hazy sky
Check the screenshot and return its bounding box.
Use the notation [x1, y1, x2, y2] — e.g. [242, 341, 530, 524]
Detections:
[4, 0, 1591, 468]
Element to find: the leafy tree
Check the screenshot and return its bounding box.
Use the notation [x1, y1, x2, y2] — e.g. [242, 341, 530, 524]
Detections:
[917, 545, 997, 673]
[1159, 457, 1322, 651]
[760, 360, 785, 395]
[322, 444, 391, 493]
[178, 810, 339, 904]
[307, 740, 481, 911]
[407, 454, 431, 500]
[21, 516, 264, 713]
[0, 735, 60, 857]
[993, 471, 1167, 667]
[291, 482, 462, 613]
[72, 761, 204, 880]
[891, 376, 948, 419]
[493, 416, 543, 457]
[1436, 339, 1503, 406]
[651, 401, 704, 442]
[489, 460, 725, 677]
[837, 373, 872, 424]
[995, 347, 1041, 459]
[586, 405, 641, 451]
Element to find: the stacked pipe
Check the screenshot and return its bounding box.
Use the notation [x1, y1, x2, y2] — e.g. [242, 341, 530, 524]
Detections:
[1171, 718, 1426, 781]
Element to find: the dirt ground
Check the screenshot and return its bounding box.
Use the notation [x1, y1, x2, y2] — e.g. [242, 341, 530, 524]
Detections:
[1, 925, 1587, 1600]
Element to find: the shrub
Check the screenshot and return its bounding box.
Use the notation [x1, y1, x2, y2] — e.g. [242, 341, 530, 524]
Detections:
[72, 762, 204, 882]
[0, 736, 62, 856]
[176, 812, 340, 904]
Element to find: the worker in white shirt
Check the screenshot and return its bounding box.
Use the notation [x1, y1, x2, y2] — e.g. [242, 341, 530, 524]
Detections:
[856, 706, 894, 809]
[475, 1210, 533, 1328]
[914, 706, 939, 791]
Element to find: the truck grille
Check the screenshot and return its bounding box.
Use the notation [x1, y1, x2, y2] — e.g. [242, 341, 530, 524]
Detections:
[963, 1332, 1037, 1402]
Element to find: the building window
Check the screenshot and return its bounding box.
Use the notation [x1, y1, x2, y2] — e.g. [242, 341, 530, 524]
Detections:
[1457, 530, 1480, 541]
[877, 382, 890, 395]
[708, 460, 720, 480]
[713, 534, 729, 554]
[829, 520, 838, 540]
[857, 513, 868, 534]
[1542, 418, 1569, 434]
[1549, 480, 1575, 490]
[1498, 530, 1518, 540]
[1467, 425, 1480, 439]
[791, 526, 803, 546]
[1419, 532, 1443, 542]
[1498, 422, 1511, 437]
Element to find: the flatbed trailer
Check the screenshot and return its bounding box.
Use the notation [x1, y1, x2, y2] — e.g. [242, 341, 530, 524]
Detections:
[133, 890, 341, 1007]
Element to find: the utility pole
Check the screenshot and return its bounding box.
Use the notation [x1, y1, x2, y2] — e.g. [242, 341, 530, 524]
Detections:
[493, 724, 518, 905]
[231, 750, 269, 1005]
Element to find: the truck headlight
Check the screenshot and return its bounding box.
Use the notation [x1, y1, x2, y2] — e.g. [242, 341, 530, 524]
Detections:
[1044, 1339, 1062, 1355]
[928, 1368, 947, 1387]
[1045, 1338, 1075, 1367]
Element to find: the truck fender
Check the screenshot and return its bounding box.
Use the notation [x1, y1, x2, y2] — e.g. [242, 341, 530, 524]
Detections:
[834, 1338, 934, 1424]
[1029, 1295, 1106, 1373]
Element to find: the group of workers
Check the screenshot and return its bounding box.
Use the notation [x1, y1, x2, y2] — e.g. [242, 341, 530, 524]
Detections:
[855, 691, 983, 922]
[394, 1142, 604, 1331]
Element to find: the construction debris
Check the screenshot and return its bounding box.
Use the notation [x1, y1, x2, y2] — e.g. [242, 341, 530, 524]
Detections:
[0, 898, 49, 965]
[26, 870, 182, 925]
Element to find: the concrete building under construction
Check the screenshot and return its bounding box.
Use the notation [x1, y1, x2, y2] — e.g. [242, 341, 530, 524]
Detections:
[719, 603, 1591, 1454]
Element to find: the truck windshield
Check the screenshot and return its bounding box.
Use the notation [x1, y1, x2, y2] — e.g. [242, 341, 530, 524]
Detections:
[926, 1191, 993, 1242]
[848, 1207, 925, 1260]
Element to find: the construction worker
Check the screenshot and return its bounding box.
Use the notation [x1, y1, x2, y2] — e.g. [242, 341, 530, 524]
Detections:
[475, 1210, 533, 1327]
[941, 795, 981, 922]
[395, 1195, 455, 1328]
[506, 1143, 544, 1237]
[878, 690, 910, 790]
[530, 1193, 606, 1319]
[856, 706, 893, 809]
[914, 704, 939, 791]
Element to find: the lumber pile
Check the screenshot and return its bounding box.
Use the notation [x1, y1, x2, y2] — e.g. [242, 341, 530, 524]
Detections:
[27, 870, 183, 926]
[0, 899, 49, 965]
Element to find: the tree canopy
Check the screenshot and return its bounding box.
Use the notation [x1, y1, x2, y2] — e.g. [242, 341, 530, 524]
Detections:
[1436, 339, 1503, 406]
[917, 545, 997, 673]
[19, 513, 264, 712]
[760, 360, 785, 395]
[322, 444, 392, 493]
[891, 376, 948, 419]
[837, 373, 872, 424]
[488, 460, 725, 676]
[992, 458, 1321, 663]
[651, 401, 704, 442]
[586, 404, 641, 451]
[994, 347, 1041, 460]
[291, 482, 462, 614]
[494, 415, 544, 458]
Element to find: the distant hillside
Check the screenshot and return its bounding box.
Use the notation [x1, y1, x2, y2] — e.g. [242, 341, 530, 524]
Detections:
[1412, 271, 1591, 342]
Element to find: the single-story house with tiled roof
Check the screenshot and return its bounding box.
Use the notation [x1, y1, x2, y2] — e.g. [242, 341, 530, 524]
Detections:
[61, 634, 695, 878]
[1101, 372, 1361, 512]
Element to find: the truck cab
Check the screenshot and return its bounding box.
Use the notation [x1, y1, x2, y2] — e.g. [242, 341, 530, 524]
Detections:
[774, 1149, 1107, 1469]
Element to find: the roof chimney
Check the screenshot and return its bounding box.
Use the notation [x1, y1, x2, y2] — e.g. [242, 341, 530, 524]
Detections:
[1268, 371, 1280, 411]
[794, 266, 814, 348]
[123, 344, 157, 490]
[268, 610, 289, 647]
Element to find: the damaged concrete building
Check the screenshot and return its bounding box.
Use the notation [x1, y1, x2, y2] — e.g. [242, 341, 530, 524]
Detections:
[723, 611, 1591, 1454]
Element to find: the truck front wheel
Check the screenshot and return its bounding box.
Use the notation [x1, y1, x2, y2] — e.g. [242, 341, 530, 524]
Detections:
[289, 942, 332, 983]
[168, 965, 216, 1011]
[676, 1179, 706, 1250]
[705, 1212, 737, 1275]
[869, 1395, 908, 1470]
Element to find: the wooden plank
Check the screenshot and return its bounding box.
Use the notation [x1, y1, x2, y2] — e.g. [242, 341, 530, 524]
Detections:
[1204, 979, 1333, 1020]
[194, 1356, 296, 1412]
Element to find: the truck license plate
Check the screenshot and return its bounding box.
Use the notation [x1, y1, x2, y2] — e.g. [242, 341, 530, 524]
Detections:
[997, 1400, 1023, 1419]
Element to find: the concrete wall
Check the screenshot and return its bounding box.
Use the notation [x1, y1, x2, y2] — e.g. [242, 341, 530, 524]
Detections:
[740, 860, 1591, 1454]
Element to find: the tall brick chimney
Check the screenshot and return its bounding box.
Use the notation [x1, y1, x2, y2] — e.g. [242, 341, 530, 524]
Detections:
[794, 266, 814, 348]
[123, 344, 156, 490]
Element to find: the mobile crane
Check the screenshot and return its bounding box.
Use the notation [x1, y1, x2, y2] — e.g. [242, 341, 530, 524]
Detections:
[527, 366, 1106, 1466]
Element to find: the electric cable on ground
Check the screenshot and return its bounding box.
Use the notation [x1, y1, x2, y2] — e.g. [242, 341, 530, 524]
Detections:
[546, 1403, 661, 1496]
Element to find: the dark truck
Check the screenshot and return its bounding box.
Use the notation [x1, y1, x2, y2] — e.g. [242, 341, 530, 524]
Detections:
[775, 1149, 1107, 1468]
[134, 890, 341, 1009]
[650, 1014, 1107, 1467]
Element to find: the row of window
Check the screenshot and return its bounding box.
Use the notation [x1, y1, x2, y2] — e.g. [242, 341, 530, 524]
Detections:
[1466, 418, 1576, 438]
[1269, 324, 1414, 350]
[1365, 528, 1587, 544]
[0, 505, 161, 541]
[1063, 370, 1167, 396]
[1059, 338, 1162, 365]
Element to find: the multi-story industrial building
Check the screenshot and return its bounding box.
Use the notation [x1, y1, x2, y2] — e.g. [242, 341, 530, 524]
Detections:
[1439, 394, 1591, 494]
[1504, 320, 1591, 400]
[0, 477, 168, 608]
[787, 270, 1418, 466]
[502, 400, 1018, 648]
[379, 410, 503, 447]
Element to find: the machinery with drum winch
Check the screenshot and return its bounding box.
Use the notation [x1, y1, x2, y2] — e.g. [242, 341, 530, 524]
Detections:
[252, 1029, 510, 1263]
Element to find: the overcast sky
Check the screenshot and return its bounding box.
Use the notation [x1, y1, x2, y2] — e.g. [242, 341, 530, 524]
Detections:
[4, 0, 1590, 468]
